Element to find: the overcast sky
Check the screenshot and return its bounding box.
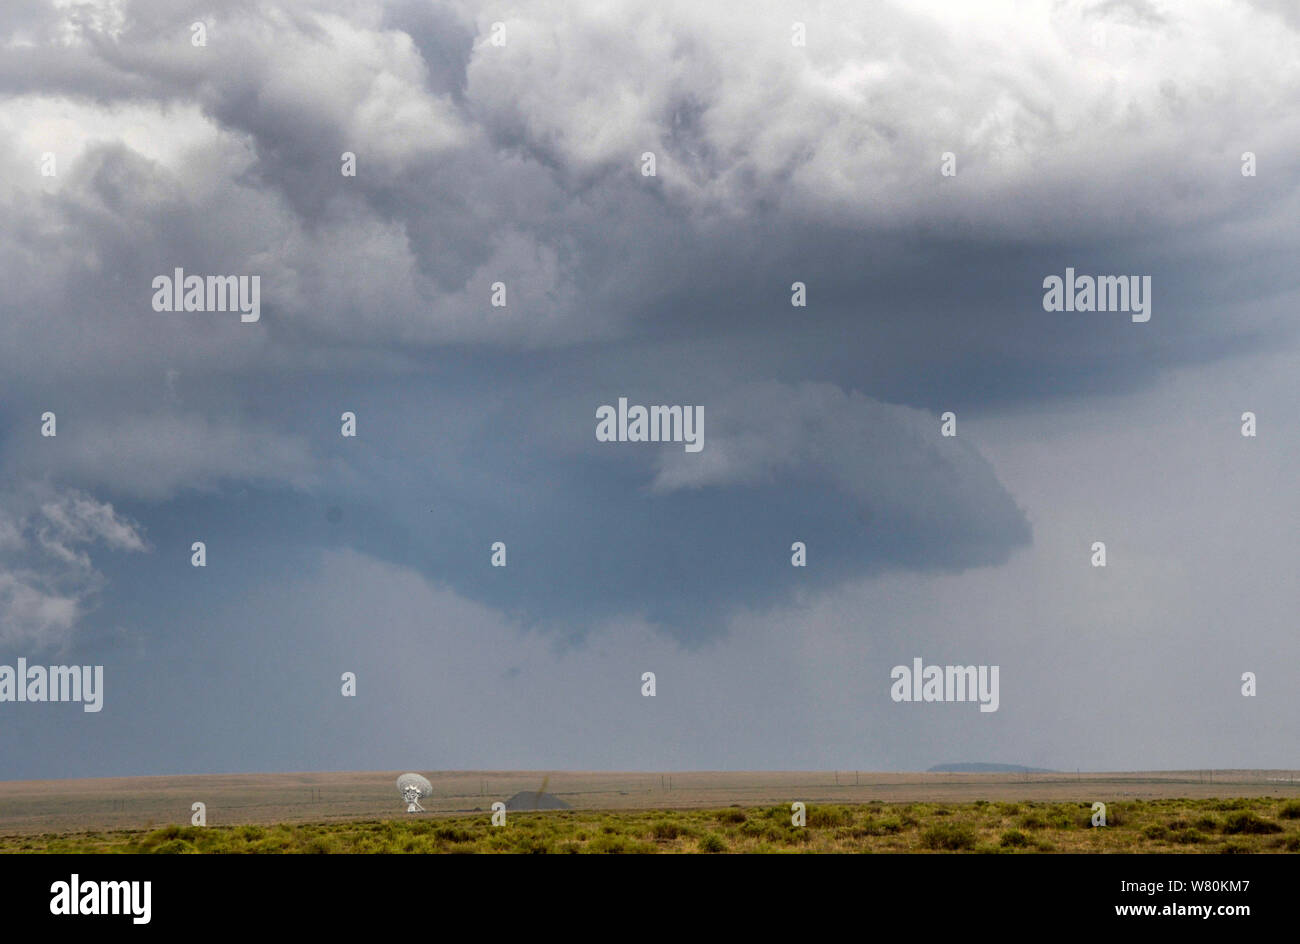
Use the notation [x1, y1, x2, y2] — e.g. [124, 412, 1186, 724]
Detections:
[1, 0, 1298, 779]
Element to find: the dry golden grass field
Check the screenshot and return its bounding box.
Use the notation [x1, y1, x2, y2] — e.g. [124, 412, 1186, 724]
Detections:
[2, 770, 1298, 852]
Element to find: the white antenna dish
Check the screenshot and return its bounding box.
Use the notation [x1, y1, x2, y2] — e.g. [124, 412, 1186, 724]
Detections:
[396, 773, 432, 813]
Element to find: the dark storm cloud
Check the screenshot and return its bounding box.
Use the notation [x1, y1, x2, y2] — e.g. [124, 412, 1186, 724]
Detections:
[19, 369, 1025, 641]
[6, 0, 1298, 381]
[1, 0, 1299, 779]
[0, 0, 1296, 645]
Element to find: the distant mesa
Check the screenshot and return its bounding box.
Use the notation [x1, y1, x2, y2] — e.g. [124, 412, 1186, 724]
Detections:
[928, 763, 1056, 773]
[504, 790, 571, 811]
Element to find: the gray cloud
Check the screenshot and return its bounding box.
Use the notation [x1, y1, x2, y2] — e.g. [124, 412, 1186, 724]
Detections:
[0, 484, 147, 649]
[3, 0, 1297, 386]
[653, 382, 1029, 561]
[0, 0, 1296, 775]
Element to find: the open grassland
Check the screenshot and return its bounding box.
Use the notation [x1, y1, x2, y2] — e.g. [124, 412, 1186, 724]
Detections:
[5, 797, 1300, 853]
[2, 769, 1297, 837]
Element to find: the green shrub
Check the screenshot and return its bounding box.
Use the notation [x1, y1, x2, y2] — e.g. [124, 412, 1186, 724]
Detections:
[717, 809, 747, 824]
[740, 821, 782, 842]
[1142, 824, 1169, 841]
[513, 835, 552, 854]
[808, 807, 850, 828]
[999, 830, 1030, 848]
[435, 826, 475, 843]
[921, 823, 977, 851]
[151, 839, 197, 854]
[1043, 809, 1076, 829]
[588, 834, 633, 854]
[697, 833, 727, 853]
[303, 835, 340, 854]
[1222, 811, 1282, 835]
[651, 820, 682, 840]
[1278, 801, 1300, 820]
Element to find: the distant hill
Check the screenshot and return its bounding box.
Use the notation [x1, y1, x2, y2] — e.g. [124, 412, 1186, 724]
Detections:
[504, 790, 571, 811]
[928, 763, 1056, 773]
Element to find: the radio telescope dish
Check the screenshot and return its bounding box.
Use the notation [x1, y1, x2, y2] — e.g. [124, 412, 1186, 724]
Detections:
[396, 773, 432, 813]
